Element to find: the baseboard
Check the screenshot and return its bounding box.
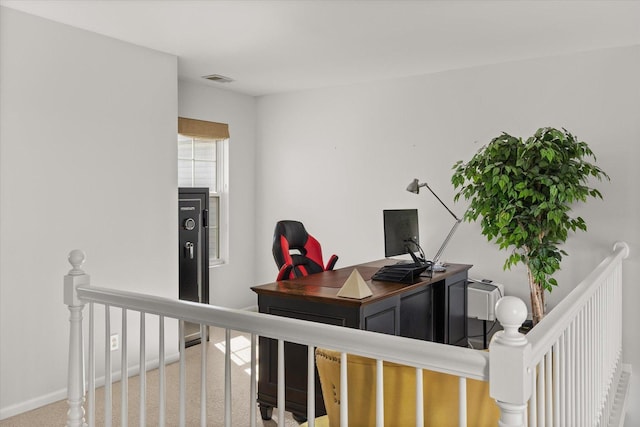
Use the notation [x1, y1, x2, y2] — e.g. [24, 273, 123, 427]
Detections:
[0, 352, 180, 421]
[0, 388, 68, 421]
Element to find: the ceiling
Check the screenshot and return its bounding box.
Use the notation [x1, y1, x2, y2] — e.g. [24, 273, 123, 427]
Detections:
[2, 1, 640, 96]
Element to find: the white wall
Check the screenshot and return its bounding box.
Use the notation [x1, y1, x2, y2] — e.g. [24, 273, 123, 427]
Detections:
[0, 8, 179, 418]
[178, 80, 257, 308]
[256, 45, 640, 425]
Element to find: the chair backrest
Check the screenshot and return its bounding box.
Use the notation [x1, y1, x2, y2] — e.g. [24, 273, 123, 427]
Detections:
[273, 220, 326, 278]
[314, 348, 499, 427]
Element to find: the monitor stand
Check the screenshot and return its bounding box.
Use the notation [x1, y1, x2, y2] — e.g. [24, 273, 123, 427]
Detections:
[431, 262, 447, 272]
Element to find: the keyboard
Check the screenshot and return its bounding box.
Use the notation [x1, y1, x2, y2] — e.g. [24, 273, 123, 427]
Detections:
[371, 262, 431, 284]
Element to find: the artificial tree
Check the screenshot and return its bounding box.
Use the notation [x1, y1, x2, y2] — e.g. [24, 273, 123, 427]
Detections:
[451, 127, 609, 325]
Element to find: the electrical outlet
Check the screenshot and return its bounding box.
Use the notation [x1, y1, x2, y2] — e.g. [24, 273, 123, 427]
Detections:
[110, 334, 119, 351]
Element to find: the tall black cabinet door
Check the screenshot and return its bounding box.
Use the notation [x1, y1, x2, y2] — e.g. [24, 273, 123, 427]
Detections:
[178, 188, 209, 344]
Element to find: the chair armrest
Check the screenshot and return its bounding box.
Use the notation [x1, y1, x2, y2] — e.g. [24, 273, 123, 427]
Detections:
[276, 264, 294, 281]
[326, 255, 339, 271]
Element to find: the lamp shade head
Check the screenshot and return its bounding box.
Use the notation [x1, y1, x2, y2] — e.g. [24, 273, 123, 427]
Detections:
[406, 178, 420, 194]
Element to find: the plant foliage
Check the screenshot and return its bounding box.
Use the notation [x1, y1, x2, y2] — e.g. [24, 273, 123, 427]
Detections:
[451, 127, 609, 322]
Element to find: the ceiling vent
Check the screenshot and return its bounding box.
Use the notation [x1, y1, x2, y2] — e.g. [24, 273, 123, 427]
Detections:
[202, 74, 234, 83]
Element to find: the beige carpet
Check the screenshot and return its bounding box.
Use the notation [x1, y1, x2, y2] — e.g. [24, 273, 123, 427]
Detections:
[1, 328, 302, 426]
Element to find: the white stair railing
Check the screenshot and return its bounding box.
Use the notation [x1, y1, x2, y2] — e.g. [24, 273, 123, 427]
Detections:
[64, 242, 631, 427]
[63, 250, 489, 427]
[489, 241, 632, 427]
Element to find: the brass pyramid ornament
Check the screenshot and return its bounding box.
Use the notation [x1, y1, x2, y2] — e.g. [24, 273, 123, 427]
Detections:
[337, 269, 372, 299]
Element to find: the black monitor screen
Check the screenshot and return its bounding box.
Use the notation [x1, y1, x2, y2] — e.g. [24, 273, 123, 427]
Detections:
[383, 209, 419, 258]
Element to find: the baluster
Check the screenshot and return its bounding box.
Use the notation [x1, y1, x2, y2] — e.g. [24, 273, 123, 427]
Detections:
[307, 345, 315, 427]
[250, 333, 257, 427]
[88, 302, 95, 427]
[376, 359, 384, 427]
[529, 364, 537, 427]
[415, 368, 423, 427]
[560, 333, 566, 426]
[537, 357, 545, 427]
[489, 296, 531, 427]
[105, 305, 112, 427]
[545, 351, 552, 426]
[158, 316, 165, 427]
[458, 376, 466, 427]
[340, 352, 348, 426]
[577, 309, 583, 426]
[568, 321, 575, 426]
[139, 312, 146, 426]
[552, 340, 560, 427]
[592, 316, 598, 422]
[200, 324, 208, 427]
[64, 250, 90, 427]
[225, 329, 231, 427]
[121, 309, 128, 427]
[179, 320, 186, 427]
[587, 300, 594, 424]
[277, 340, 285, 425]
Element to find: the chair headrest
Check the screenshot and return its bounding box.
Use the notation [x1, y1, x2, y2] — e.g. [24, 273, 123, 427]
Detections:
[273, 220, 309, 250]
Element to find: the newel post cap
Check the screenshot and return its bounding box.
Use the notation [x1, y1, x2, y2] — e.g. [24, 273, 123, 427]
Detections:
[68, 249, 86, 275]
[64, 250, 90, 306]
[494, 296, 528, 346]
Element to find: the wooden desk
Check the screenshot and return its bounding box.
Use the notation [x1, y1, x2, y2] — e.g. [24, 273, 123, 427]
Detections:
[251, 260, 471, 420]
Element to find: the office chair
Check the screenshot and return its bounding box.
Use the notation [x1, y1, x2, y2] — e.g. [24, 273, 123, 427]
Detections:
[272, 220, 338, 280]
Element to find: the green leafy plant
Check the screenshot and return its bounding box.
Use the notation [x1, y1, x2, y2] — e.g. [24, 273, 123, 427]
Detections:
[451, 127, 609, 324]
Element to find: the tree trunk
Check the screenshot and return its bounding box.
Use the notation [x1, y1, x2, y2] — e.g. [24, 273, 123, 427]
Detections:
[527, 267, 545, 325]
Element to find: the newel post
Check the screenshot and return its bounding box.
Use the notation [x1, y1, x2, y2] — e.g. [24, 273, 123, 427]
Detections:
[489, 296, 532, 427]
[64, 250, 90, 427]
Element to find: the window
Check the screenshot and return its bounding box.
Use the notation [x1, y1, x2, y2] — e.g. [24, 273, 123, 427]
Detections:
[178, 117, 229, 264]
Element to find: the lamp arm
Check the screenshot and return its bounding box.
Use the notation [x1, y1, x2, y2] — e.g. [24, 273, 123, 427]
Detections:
[409, 179, 462, 266]
[421, 183, 460, 221]
[432, 219, 462, 266]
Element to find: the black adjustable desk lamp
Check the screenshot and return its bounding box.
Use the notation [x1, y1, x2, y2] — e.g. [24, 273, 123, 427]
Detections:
[406, 178, 462, 272]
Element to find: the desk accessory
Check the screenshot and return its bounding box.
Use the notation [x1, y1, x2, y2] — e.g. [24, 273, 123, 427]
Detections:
[406, 178, 462, 271]
[371, 262, 430, 284]
[337, 269, 373, 299]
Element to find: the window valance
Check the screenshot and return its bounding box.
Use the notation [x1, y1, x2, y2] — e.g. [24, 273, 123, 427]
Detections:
[178, 117, 229, 140]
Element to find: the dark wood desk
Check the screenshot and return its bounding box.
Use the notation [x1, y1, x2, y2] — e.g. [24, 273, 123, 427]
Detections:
[251, 260, 471, 420]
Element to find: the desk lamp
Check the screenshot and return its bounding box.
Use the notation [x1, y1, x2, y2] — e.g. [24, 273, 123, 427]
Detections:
[406, 178, 462, 272]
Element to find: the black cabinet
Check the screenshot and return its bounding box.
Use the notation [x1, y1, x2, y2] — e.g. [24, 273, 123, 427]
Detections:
[432, 270, 468, 346]
[178, 188, 209, 345]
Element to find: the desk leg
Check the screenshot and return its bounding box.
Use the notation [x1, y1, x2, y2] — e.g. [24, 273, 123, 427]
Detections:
[483, 320, 487, 349]
[292, 413, 307, 423]
[259, 404, 273, 420]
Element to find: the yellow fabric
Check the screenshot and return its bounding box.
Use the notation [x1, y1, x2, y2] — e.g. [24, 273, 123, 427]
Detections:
[315, 348, 499, 427]
[300, 415, 330, 427]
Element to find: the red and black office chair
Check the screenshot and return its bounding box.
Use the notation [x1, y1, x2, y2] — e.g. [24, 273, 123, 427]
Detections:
[272, 220, 338, 280]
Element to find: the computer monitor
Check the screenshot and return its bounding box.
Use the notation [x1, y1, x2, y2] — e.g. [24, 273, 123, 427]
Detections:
[383, 209, 421, 259]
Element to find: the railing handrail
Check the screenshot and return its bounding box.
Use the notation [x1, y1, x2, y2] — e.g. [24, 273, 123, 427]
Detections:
[76, 284, 490, 380]
[525, 241, 629, 364]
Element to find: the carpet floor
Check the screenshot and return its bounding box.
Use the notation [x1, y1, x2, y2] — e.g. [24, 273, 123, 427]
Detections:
[1, 327, 302, 426]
